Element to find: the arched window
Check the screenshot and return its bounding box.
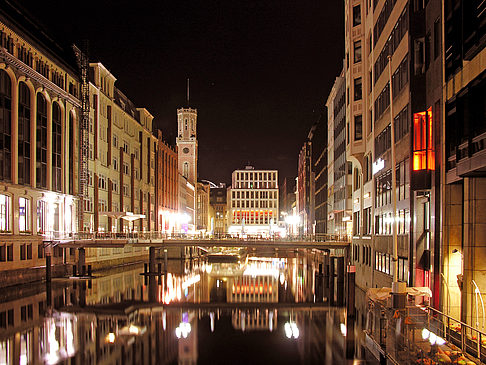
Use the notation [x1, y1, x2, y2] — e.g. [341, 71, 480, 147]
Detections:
[68, 112, 74, 195]
[36, 93, 47, 188]
[18, 82, 31, 185]
[183, 162, 189, 179]
[0, 70, 12, 182]
[52, 102, 61, 192]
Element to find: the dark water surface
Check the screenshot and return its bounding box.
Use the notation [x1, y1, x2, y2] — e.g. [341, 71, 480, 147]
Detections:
[0, 248, 378, 364]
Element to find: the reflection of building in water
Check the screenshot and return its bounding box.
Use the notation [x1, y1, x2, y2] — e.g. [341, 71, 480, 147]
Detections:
[0, 285, 72, 364]
[85, 266, 146, 305]
[177, 312, 198, 365]
[229, 275, 278, 303]
[232, 309, 277, 332]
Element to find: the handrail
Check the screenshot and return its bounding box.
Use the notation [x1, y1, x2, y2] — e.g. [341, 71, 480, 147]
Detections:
[425, 305, 486, 337]
[41, 230, 351, 243]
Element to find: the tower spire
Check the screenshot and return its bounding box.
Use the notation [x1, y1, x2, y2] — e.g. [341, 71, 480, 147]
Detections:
[186, 78, 190, 106]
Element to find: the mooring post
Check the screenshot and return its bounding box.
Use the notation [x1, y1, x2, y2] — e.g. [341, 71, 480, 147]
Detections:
[323, 251, 330, 302]
[77, 247, 86, 277]
[329, 257, 335, 306]
[149, 247, 156, 274]
[336, 256, 345, 306]
[346, 265, 356, 318]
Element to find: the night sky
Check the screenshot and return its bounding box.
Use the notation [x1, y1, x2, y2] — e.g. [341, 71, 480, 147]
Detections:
[20, 0, 344, 185]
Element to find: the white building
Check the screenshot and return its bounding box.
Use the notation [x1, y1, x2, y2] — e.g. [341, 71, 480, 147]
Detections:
[227, 166, 280, 236]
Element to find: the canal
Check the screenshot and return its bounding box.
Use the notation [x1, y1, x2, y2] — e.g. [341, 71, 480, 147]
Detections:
[0, 248, 378, 364]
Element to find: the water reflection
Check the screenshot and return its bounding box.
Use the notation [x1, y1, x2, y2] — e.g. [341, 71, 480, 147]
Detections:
[0, 248, 376, 364]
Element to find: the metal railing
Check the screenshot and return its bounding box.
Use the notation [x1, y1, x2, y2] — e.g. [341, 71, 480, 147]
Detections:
[365, 298, 486, 364]
[41, 231, 350, 243]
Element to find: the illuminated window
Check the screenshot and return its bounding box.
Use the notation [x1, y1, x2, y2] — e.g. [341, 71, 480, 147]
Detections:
[18, 82, 31, 185]
[37, 200, 47, 233]
[52, 102, 62, 192]
[36, 93, 47, 188]
[19, 197, 30, 232]
[413, 107, 435, 170]
[0, 194, 10, 231]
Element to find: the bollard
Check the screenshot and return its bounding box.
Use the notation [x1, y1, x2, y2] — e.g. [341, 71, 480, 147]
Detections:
[323, 252, 330, 303]
[346, 265, 356, 318]
[77, 248, 86, 277]
[164, 249, 168, 271]
[329, 257, 335, 306]
[336, 256, 345, 307]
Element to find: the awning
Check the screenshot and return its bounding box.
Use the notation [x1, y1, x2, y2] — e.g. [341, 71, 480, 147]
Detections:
[367, 286, 433, 301]
[100, 211, 127, 219]
[100, 211, 146, 221]
[120, 212, 146, 222]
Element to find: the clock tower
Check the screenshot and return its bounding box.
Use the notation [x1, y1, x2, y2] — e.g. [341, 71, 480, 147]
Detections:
[176, 107, 198, 186]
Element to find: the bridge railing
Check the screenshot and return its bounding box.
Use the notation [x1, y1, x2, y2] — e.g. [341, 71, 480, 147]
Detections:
[41, 231, 350, 243]
[366, 298, 486, 364]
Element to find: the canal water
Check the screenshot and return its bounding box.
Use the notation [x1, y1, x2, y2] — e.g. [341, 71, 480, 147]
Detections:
[0, 248, 378, 364]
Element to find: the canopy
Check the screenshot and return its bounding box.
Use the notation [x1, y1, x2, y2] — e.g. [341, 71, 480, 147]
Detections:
[121, 212, 146, 222]
[100, 211, 146, 222]
[367, 286, 433, 301]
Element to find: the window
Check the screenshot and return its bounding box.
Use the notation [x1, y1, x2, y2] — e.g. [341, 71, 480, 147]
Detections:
[37, 200, 47, 234]
[354, 78, 362, 100]
[19, 197, 30, 232]
[363, 207, 372, 236]
[0, 70, 11, 182]
[353, 40, 362, 63]
[354, 115, 363, 140]
[18, 82, 30, 185]
[0, 194, 10, 232]
[353, 5, 361, 26]
[434, 18, 440, 60]
[36, 93, 47, 188]
[113, 134, 118, 148]
[52, 102, 62, 192]
[413, 107, 435, 171]
[183, 162, 189, 179]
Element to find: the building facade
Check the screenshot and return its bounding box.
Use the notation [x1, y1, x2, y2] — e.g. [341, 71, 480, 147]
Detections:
[209, 184, 227, 235]
[297, 126, 316, 235]
[155, 130, 178, 233]
[312, 110, 328, 234]
[227, 166, 279, 236]
[196, 181, 210, 232]
[0, 2, 80, 285]
[326, 70, 352, 239]
[176, 107, 197, 229]
[442, 0, 486, 328]
[83, 62, 158, 267]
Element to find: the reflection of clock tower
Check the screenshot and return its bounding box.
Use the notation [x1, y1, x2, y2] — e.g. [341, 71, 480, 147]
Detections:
[176, 107, 198, 186]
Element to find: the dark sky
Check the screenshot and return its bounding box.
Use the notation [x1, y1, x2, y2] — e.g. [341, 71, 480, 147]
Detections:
[20, 0, 344, 185]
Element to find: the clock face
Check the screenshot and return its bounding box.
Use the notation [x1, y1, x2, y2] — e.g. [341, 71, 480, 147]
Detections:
[183, 147, 190, 154]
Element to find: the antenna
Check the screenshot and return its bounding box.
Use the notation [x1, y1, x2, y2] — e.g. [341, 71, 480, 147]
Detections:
[187, 78, 190, 105]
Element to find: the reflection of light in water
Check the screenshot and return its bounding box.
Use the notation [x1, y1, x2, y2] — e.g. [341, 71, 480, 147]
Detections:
[279, 273, 285, 285]
[175, 322, 191, 339]
[269, 312, 273, 332]
[210, 312, 215, 332]
[163, 311, 167, 331]
[340, 323, 347, 337]
[284, 322, 299, 339]
[66, 320, 75, 356]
